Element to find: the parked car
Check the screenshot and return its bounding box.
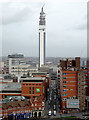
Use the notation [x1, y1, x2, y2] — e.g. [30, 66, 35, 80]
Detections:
[53, 105, 56, 110]
[48, 111, 52, 116]
[53, 111, 56, 116]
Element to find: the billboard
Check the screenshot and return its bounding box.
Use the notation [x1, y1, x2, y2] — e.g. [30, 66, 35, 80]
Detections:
[36, 88, 40, 93]
[66, 99, 79, 108]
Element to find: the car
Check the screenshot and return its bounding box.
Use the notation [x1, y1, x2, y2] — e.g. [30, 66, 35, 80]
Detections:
[48, 104, 50, 109]
[59, 105, 61, 108]
[53, 105, 56, 110]
[54, 95, 56, 99]
[48, 111, 52, 116]
[50, 97, 52, 101]
[48, 100, 50, 104]
[53, 111, 56, 116]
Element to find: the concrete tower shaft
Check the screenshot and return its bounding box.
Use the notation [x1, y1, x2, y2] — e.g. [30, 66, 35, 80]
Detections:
[39, 7, 46, 67]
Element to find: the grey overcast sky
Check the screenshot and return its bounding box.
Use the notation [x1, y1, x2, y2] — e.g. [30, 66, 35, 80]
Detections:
[1, 0, 87, 57]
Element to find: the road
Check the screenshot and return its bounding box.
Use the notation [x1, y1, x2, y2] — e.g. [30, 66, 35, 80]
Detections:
[44, 78, 61, 117]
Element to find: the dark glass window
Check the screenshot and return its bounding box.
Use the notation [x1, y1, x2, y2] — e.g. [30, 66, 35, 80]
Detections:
[29, 87, 31, 94]
[33, 87, 34, 94]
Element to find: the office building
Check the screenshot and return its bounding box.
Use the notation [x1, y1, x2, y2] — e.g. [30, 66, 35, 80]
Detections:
[7, 54, 25, 74]
[21, 77, 47, 100]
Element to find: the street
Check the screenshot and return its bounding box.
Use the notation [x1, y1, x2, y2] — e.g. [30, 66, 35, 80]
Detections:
[44, 78, 61, 117]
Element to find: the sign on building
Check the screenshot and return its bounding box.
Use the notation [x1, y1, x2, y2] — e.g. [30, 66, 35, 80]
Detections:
[36, 88, 40, 93]
[66, 99, 79, 108]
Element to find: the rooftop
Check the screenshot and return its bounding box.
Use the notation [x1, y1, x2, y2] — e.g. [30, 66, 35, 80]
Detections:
[1, 83, 21, 91]
[21, 77, 45, 81]
[21, 77, 45, 83]
[32, 72, 47, 75]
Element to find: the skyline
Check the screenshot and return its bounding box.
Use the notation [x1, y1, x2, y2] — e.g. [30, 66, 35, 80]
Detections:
[1, 0, 87, 57]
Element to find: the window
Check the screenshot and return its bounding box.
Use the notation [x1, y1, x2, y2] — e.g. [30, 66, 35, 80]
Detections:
[85, 78, 88, 80]
[63, 94, 66, 96]
[63, 85, 66, 88]
[46, 79, 48, 82]
[63, 81, 66, 83]
[63, 77, 66, 79]
[63, 89, 66, 92]
[33, 87, 34, 94]
[29, 87, 31, 94]
[39, 107, 41, 110]
[84, 81, 89, 84]
[63, 98, 66, 101]
[43, 86, 44, 93]
[63, 73, 66, 75]
[84, 71, 88, 73]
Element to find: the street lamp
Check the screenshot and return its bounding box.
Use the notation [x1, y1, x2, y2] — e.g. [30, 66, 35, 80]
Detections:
[32, 108, 33, 118]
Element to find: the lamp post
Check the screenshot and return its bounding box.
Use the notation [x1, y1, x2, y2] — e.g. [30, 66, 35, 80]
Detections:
[32, 108, 33, 118]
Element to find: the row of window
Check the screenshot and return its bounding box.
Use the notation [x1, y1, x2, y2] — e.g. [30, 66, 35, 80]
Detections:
[12, 67, 27, 69]
[63, 73, 76, 75]
[63, 81, 76, 83]
[62, 94, 66, 96]
[63, 77, 76, 79]
[84, 71, 88, 73]
[11, 71, 28, 72]
[3, 109, 31, 113]
[29, 87, 44, 94]
[85, 78, 88, 80]
[63, 85, 76, 88]
[84, 81, 89, 84]
[63, 81, 66, 83]
[23, 84, 41, 86]
[63, 89, 74, 91]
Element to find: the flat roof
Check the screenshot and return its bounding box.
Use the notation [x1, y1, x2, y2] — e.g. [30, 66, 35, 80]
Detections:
[32, 72, 47, 75]
[21, 77, 45, 80]
[0, 83, 21, 91]
[21, 77, 45, 83]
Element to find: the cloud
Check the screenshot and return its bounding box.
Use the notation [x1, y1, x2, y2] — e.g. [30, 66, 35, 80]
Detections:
[2, 2, 35, 25]
[75, 23, 87, 30]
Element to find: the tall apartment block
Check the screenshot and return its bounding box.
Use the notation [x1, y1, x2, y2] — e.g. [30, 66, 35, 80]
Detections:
[39, 7, 46, 67]
[60, 70, 78, 113]
[58, 57, 89, 113]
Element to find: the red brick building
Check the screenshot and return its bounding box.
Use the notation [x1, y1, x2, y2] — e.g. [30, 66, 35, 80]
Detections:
[60, 70, 78, 113]
[1, 95, 45, 119]
[21, 77, 47, 100]
[60, 57, 80, 70]
[2, 100, 31, 119]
